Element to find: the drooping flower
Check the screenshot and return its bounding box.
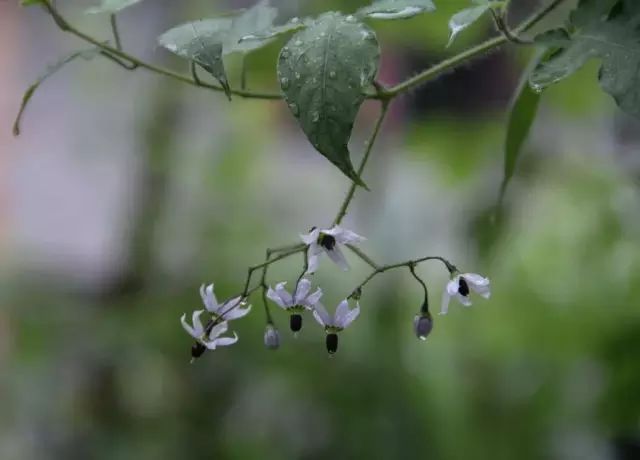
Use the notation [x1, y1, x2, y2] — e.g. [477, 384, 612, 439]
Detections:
[266, 278, 322, 332]
[180, 310, 239, 351]
[440, 273, 490, 315]
[312, 299, 360, 354]
[300, 225, 365, 274]
[264, 323, 280, 350]
[200, 283, 251, 320]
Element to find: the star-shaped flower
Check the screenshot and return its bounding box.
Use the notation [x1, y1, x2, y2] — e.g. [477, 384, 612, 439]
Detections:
[300, 225, 365, 274]
[440, 273, 490, 315]
[312, 299, 360, 354]
[200, 283, 251, 320]
[180, 310, 239, 350]
[267, 278, 322, 332]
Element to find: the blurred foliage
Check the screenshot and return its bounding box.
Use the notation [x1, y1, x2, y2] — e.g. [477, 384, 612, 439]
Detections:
[3, 0, 640, 459]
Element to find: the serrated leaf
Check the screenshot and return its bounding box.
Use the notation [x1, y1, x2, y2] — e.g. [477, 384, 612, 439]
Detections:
[85, 0, 143, 14]
[356, 0, 435, 20]
[499, 53, 543, 205]
[530, 0, 640, 118]
[14, 47, 101, 136]
[158, 18, 233, 98]
[277, 12, 380, 186]
[447, 1, 502, 47]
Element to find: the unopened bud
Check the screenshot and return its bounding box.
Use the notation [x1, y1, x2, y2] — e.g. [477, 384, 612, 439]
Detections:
[264, 324, 280, 350]
[413, 313, 433, 341]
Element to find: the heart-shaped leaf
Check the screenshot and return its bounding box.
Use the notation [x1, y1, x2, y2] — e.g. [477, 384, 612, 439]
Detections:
[357, 0, 435, 20]
[530, 0, 640, 118]
[277, 12, 380, 186]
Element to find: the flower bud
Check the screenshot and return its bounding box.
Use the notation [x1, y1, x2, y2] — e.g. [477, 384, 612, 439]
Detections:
[290, 313, 303, 332]
[326, 333, 339, 354]
[413, 313, 433, 341]
[264, 324, 280, 350]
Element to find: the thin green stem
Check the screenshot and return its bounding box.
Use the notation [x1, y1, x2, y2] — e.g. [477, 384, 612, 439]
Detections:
[333, 100, 389, 226]
[40, 1, 282, 100]
[241, 244, 305, 297]
[385, 0, 568, 97]
[109, 14, 122, 51]
[408, 264, 430, 314]
[261, 249, 274, 324]
[346, 244, 379, 270]
[348, 255, 457, 299]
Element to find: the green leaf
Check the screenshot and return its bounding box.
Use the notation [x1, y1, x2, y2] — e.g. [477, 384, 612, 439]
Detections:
[238, 17, 310, 46]
[447, 1, 502, 47]
[158, 18, 233, 98]
[158, 1, 279, 99]
[13, 47, 101, 136]
[499, 52, 544, 204]
[225, 0, 278, 54]
[277, 13, 380, 186]
[85, 0, 144, 14]
[356, 0, 436, 20]
[530, 0, 640, 118]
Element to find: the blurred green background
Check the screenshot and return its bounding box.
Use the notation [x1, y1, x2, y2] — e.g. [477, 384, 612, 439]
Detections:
[2, 1, 640, 459]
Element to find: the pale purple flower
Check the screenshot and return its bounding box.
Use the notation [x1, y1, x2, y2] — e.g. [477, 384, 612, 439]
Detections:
[200, 283, 251, 320]
[312, 299, 360, 332]
[300, 225, 365, 274]
[266, 278, 322, 312]
[440, 273, 490, 315]
[180, 310, 238, 350]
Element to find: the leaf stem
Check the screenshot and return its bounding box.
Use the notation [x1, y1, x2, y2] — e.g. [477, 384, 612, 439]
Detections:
[385, 0, 568, 98]
[333, 100, 389, 226]
[40, 0, 282, 100]
[110, 14, 123, 51]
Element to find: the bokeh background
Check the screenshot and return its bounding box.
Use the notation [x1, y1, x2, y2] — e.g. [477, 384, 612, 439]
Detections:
[2, 0, 640, 459]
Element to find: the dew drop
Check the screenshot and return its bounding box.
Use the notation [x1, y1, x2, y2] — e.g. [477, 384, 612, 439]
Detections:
[311, 111, 320, 122]
[289, 102, 299, 116]
[280, 77, 290, 89]
[290, 17, 300, 24]
[345, 15, 356, 23]
[295, 72, 301, 80]
[329, 70, 336, 79]
[294, 39, 303, 46]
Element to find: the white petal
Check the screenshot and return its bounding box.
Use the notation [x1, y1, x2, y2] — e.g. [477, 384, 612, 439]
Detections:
[275, 282, 293, 306]
[440, 291, 451, 315]
[312, 303, 331, 327]
[325, 246, 349, 271]
[267, 286, 287, 309]
[340, 302, 360, 329]
[208, 321, 228, 340]
[200, 283, 219, 312]
[328, 226, 366, 245]
[224, 303, 252, 320]
[334, 299, 350, 325]
[212, 332, 239, 348]
[455, 293, 472, 307]
[180, 313, 197, 338]
[470, 283, 491, 299]
[294, 278, 311, 303]
[303, 287, 323, 308]
[446, 276, 460, 295]
[306, 252, 320, 274]
[300, 228, 319, 245]
[462, 273, 490, 287]
[321, 225, 344, 237]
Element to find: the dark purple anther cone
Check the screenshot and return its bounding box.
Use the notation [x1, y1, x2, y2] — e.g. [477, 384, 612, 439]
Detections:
[290, 314, 303, 332]
[326, 333, 339, 354]
[458, 277, 470, 296]
[191, 342, 206, 359]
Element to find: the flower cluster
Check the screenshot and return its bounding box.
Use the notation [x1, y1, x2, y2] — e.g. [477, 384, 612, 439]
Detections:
[179, 225, 491, 360]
